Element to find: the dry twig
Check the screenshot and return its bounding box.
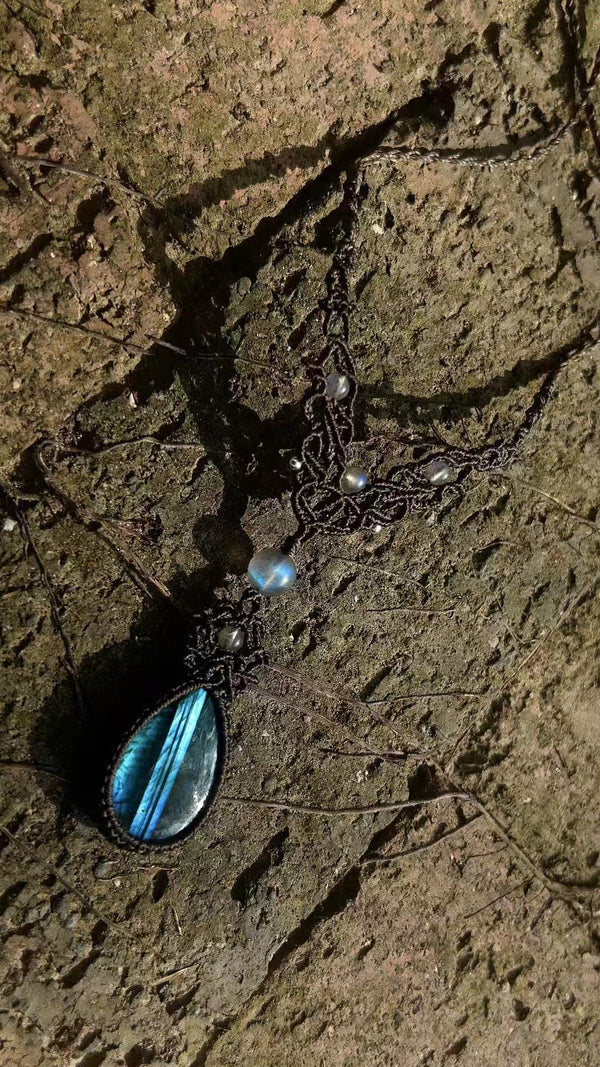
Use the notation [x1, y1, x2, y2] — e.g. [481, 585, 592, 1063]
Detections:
[500, 574, 600, 692]
[0, 823, 120, 933]
[0, 759, 67, 783]
[33, 442, 191, 616]
[222, 790, 469, 817]
[496, 472, 599, 533]
[462, 878, 532, 920]
[363, 814, 482, 864]
[0, 474, 85, 716]
[2, 305, 299, 376]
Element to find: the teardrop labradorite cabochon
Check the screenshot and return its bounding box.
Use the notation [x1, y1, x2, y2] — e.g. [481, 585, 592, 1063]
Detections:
[109, 688, 224, 846]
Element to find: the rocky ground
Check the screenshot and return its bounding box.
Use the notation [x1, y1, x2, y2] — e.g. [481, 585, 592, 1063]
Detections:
[2, 1, 600, 1064]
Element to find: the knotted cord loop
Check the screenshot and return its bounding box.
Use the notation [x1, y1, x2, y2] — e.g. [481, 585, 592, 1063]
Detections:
[195, 93, 600, 665]
[288, 119, 600, 540]
[185, 588, 267, 701]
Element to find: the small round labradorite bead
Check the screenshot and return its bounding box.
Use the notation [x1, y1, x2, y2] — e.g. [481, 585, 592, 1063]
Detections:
[217, 625, 245, 652]
[325, 372, 350, 400]
[247, 548, 297, 596]
[424, 459, 454, 486]
[340, 465, 368, 494]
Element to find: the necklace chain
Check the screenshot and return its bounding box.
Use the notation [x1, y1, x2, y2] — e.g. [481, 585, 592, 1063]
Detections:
[187, 105, 600, 698]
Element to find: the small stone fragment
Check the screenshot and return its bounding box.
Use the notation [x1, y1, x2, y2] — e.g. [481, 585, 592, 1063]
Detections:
[93, 860, 114, 878]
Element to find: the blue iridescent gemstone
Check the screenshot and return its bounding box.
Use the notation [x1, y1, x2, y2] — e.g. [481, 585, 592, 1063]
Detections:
[110, 688, 223, 845]
[247, 547, 297, 596]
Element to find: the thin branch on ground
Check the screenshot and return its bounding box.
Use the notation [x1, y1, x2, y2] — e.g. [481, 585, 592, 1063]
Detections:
[221, 790, 470, 817]
[33, 442, 191, 616]
[496, 472, 599, 532]
[12, 154, 206, 239]
[366, 604, 459, 616]
[0, 759, 68, 782]
[245, 682, 371, 752]
[247, 682, 426, 760]
[0, 823, 121, 933]
[267, 662, 380, 717]
[3, 305, 186, 356]
[57, 436, 216, 457]
[367, 689, 484, 705]
[444, 574, 599, 766]
[2, 305, 299, 376]
[0, 474, 85, 717]
[462, 877, 532, 920]
[464, 791, 593, 908]
[55, 434, 265, 464]
[146, 961, 202, 988]
[15, 154, 179, 215]
[245, 721, 594, 913]
[318, 746, 430, 763]
[363, 814, 482, 864]
[264, 662, 407, 741]
[499, 573, 600, 692]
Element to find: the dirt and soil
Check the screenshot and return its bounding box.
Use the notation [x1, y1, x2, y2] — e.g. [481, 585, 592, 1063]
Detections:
[2, 1, 600, 1065]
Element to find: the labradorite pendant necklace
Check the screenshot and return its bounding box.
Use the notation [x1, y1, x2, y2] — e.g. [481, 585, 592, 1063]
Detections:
[102, 115, 599, 851]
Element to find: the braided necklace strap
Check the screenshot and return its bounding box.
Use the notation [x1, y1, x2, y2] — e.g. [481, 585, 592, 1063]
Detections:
[185, 587, 267, 702]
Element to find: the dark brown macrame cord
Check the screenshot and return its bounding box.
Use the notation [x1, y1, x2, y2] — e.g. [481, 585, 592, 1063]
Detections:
[187, 88, 600, 698]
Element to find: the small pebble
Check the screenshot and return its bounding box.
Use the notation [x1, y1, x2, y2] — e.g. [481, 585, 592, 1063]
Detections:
[55, 894, 72, 919]
[93, 860, 113, 878]
[3, 517, 17, 533]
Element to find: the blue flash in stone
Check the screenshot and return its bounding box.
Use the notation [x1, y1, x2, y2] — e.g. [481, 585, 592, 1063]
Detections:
[111, 688, 221, 844]
[247, 547, 297, 596]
